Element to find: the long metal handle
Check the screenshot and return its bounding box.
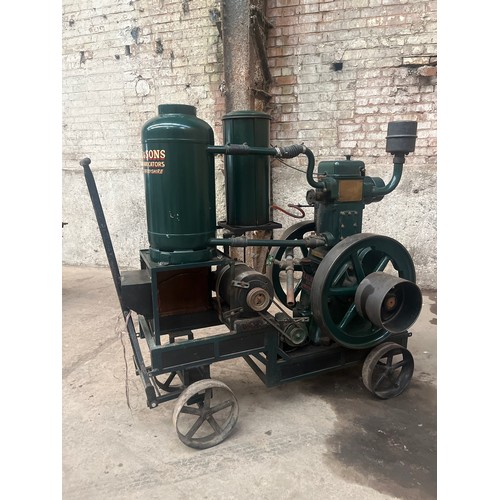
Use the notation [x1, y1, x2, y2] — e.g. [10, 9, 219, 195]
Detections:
[80, 158, 158, 408]
[80, 157, 124, 311]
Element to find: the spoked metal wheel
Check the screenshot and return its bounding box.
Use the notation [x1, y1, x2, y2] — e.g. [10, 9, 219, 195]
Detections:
[362, 342, 414, 398]
[310, 233, 416, 349]
[267, 220, 316, 308]
[172, 379, 239, 449]
[153, 372, 183, 393]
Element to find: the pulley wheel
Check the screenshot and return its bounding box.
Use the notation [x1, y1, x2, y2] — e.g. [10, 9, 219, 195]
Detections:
[267, 220, 316, 308]
[355, 272, 422, 333]
[362, 342, 414, 399]
[310, 233, 416, 349]
[172, 379, 239, 449]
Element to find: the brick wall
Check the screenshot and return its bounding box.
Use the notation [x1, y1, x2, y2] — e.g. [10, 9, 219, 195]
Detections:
[62, 0, 437, 287]
[62, 0, 226, 268]
[265, 0, 437, 287]
[62, 0, 224, 170]
[266, 0, 436, 159]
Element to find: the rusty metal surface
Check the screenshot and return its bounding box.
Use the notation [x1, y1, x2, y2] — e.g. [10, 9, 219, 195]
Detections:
[222, 0, 252, 111]
[157, 267, 211, 316]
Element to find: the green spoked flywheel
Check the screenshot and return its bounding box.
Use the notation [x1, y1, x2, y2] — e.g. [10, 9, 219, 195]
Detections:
[267, 220, 316, 308]
[310, 233, 416, 349]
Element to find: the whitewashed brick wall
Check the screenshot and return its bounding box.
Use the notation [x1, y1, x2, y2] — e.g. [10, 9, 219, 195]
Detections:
[62, 0, 437, 288]
[266, 0, 437, 287]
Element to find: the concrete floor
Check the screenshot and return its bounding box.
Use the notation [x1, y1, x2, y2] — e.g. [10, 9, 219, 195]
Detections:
[62, 265, 437, 500]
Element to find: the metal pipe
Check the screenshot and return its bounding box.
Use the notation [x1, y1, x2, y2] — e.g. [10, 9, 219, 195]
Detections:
[285, 250, 295, 307]
[207, 144, 277, 156]
[369, 158, 405, 197]
[304, 147, 325, 190]
[207, 144, 318, 189]
[207, 144, 323, 190]
[208, 235, 327, 248]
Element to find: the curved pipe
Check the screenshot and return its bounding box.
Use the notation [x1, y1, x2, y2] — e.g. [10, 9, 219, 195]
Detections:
[272, 144, 324, 190]
[271, 204, 305, 219]
[304, 147, 325, 189]
[207, 143, 324, 189]
[369, 160, 404, 197]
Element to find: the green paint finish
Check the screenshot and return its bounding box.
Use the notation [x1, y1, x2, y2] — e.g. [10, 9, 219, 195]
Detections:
[142, 105, 216, 262]
[317, 159, 366, 177]
[222, 111, 271, 227]
[312, 158, 399, 244]
[311, 234, 416, 349]
[314, 159, 366, 243]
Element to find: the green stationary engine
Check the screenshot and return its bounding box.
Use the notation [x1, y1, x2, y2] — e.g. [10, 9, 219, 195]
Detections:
[82, 104, 423, 451]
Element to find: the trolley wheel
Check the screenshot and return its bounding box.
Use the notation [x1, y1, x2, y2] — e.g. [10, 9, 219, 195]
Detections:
[172, 379, 239, 449]
[154, 372, 183, 393]
[267, 220, 316, 308]
[362, 342, 414, 399]
[310, 233, 416, 349]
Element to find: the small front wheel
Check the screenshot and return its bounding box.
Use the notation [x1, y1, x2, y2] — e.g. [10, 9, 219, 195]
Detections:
[154, 372, 183, 393]
[362, 342, 414, 399]
[172, 379, 239, 449]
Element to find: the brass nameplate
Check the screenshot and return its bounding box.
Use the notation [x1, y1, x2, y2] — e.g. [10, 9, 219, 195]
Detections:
[338, 180, 363, 202]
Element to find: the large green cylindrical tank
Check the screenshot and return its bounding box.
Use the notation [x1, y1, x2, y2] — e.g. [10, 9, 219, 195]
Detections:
[223, 111, 271, 228]
[141, 104, 216, 264]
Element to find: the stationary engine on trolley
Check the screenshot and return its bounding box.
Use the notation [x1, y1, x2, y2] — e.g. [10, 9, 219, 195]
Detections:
[81, 104, 422, 449]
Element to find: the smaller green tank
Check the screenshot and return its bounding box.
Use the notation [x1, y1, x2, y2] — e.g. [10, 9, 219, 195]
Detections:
[223, 111, 271, 228]
[141, 104, 216, 264]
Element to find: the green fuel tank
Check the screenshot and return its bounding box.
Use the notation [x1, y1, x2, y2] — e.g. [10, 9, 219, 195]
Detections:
[141, 104, 216, 264]
[223, 111, 271, 228]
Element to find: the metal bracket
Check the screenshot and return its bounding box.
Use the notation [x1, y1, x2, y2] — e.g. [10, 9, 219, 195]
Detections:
[232, 280, 250, 289]
[223, 307, 244, 320]
[250, 4, 273, 100]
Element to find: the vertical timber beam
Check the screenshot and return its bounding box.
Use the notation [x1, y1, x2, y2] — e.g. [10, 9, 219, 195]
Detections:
[222, 0, 273, 271]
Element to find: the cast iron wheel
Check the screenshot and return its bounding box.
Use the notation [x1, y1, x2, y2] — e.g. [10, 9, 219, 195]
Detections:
[362, 342, 414, 398]
[267, 220, 316, 308]
[310, 233, 416, 349]
[172, 379, 239, 449]
[153, 372, 183, 393]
